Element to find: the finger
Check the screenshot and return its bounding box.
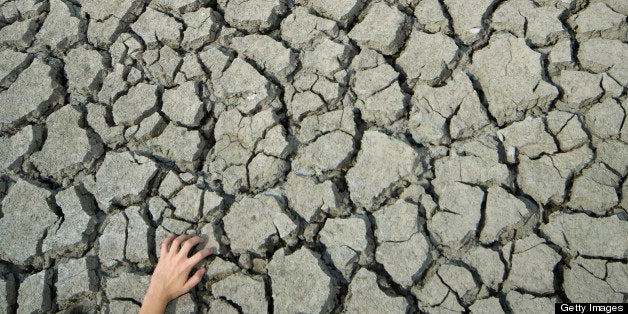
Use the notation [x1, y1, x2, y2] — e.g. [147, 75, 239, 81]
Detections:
[186, 248, 213, 268]
[183, 267, 206, 291]
[160, 234, 176, 256]
[169, 234, 191, 255]
[179, 236, 205, 257]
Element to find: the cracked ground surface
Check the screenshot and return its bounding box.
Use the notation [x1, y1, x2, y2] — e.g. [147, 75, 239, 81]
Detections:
[0, 0, 627, 312]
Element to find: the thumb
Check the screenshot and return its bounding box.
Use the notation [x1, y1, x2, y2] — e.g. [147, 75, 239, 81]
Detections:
[183, 267, 206, 291]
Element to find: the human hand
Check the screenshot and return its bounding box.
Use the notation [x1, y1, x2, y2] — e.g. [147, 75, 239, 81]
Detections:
[139, 234, 213, 313]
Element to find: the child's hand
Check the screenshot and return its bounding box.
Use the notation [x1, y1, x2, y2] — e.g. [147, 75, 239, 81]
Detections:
[140, 234, 214, 313]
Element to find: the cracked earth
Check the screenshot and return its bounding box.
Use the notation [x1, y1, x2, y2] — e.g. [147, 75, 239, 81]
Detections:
[0, 0, 627, 312]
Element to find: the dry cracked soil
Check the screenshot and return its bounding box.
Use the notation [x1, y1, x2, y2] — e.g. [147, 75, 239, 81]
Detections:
[0, 0, 627, 312]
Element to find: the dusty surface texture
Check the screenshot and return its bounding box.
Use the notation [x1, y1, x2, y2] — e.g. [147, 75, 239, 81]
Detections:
[0, 0, 627, 312]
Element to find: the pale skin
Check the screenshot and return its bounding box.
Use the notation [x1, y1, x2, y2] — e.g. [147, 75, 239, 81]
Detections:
[139, 234, 214, 314]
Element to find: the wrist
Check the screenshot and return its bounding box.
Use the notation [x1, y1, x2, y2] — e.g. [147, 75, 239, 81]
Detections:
[143, 285, 170, 309]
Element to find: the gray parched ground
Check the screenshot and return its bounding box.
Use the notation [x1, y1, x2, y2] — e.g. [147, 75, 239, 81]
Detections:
[0, 0, 627, 312]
